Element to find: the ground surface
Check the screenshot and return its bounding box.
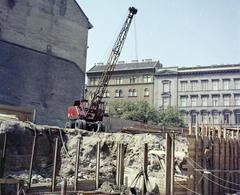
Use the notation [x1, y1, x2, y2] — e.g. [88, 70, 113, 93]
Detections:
[0, 120, 188, 194]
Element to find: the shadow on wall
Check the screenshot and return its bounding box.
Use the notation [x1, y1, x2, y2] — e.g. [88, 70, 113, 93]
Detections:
[0, 41, 85, 127]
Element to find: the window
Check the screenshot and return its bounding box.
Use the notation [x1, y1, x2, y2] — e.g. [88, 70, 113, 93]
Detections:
[181, 97, 186, 107]
[119, 90, 123, 97]
[90, 78, 96, 85]
[116, 77, 123, 84]
[163, 97, 169, 107]
[181, 113, 187, 124]
[132, 89, 137, 96]
[212, 96, 218, 106]
[191, 114, 197, 124]
[235, 95, 240, 105]
[128, 89, 137, 97]
[224, 114, 230, 124]
[223, 80, 229, 90]
[236, 113, 240, 124]
[163, 83, 169, 92]
[235, 79, 240, 89]
[191, 81, 197, 91]
[115, 90, 119, 97]
[103, 90, 110, 98]
[105, 103, 109, 113]
[115, 90, 123, 97]
[129, 89, 132, 97]
[201, 96, 207, 106]
[212, 80, 218, 90]
[143, 75, 151, 83]
[213, 113, 218, 125]
[201, 81, 207, 91]
[191, 96, 197, 107]
[223, 96, 229, 106]
[144, 88, 149, 96]
[181, 81, 187, 91]
[203, 115, 208, 125]
[130, 76, 136, 84]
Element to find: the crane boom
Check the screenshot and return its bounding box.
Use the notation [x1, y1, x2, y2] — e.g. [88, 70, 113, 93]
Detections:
[89, 7, 137, 108]
[66, 7, 137, 131]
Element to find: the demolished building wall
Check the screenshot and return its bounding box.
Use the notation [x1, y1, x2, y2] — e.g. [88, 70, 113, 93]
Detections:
[0, 0, 89, 127]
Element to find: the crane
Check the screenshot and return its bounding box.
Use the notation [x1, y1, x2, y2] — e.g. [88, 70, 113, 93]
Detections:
[66, 7, 138, 131]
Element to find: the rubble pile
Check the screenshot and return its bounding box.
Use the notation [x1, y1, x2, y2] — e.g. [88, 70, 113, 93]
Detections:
[0, 120, 188, 194]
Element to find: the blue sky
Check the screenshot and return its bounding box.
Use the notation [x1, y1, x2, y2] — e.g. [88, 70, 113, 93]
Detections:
[77, 1, 240, 71]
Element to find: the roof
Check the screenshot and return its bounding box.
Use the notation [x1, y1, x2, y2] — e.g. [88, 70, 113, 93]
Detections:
[87, 60, 161, 74]
[155, 69, 178, 76]
[155, 63, 240, 76]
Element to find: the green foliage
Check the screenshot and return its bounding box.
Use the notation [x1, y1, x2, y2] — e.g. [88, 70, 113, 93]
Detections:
[158, 106, 185, 127]
[108, 100, 185, 127]
[108, 100, 159, 124]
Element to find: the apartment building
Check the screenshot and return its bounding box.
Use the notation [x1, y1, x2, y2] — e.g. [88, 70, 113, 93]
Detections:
[86, 60, 162, 112]
[154, 64, 240, 127]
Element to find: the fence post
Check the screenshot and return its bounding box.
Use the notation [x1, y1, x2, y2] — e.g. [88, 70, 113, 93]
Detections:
[74, 139, 80, 191]
[51, 138, 58, 192]
[95, 141, 100, 190]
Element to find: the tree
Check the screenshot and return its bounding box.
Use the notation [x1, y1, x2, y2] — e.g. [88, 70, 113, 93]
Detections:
[108, 100, 159, 124]
[108, 100, 185, 127]
[158, 106, 185, 127]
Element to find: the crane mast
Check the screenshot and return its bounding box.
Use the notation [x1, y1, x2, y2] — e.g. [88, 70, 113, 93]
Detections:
[89, 7, 137, 110]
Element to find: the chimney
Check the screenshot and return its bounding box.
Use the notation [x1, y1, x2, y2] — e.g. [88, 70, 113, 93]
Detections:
[118, 61, 125, 64]
[145, 59, 152, 62]
[97, 63, 104, 66]
[132, 60, 138, 63]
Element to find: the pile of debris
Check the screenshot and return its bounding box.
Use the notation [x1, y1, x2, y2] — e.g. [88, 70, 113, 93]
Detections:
[0, 120, 188, 194]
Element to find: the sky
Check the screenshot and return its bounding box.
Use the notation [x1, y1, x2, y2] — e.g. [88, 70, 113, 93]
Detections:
[77, 0, 240, 72]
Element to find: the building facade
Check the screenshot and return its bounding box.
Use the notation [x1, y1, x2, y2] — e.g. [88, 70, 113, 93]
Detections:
[154, 64, 240, 127]
[86, 60, 162, 112]
[0, 0, 91, 127]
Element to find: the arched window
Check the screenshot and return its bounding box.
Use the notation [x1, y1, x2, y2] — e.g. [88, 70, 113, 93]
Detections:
[115, 90, 119, 97]
[144, 88, 149, 96]
[133, 89, 137, 97]
[119, 90, 123, 97]
[103, 90, 110, 97]
[129, 89, 132, 97]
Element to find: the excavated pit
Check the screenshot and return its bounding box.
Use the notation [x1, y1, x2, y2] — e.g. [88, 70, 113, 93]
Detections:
[0, 120, 188, 194]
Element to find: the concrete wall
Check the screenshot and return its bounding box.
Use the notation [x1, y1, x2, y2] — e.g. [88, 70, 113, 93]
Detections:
[0, 0, 89, 127]
[0, 0, 89, 72]
[0, 41, 85, 127]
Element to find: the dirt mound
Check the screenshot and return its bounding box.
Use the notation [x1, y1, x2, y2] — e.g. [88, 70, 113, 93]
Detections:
[0, 120, 188, 193]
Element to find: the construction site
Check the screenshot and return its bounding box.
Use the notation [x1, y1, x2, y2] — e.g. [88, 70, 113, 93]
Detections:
[1, 1, 240, 194]
[0, 115, 240, 195]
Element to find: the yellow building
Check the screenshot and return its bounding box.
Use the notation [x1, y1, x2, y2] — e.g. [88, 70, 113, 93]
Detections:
[86, 59, 162, 113]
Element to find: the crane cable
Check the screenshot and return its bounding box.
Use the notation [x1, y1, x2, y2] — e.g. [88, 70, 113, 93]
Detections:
[101, 10, 129, 65]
